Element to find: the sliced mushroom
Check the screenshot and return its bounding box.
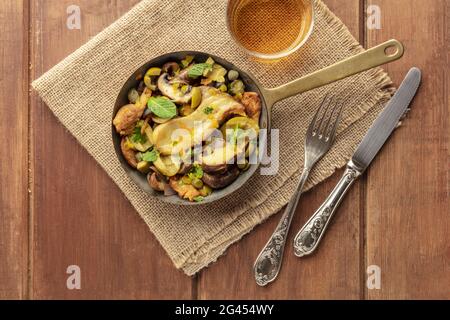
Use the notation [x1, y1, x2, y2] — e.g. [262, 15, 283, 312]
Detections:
[202, 166, 240, 189]
[120, 137, 138, 168]
[176, 65, 196, 83]
[113, 88, 152, 135]
[162, 62, 180, 75]
[153, 87, 246, 155]
[178, 163, 193, 175]
[163, 184, 177, 196]
[147, 172, 166, 192]
[169, 177, 201, 201]
[200, 138, 247, 173]
[157, 73, 193, 104]
[202, 164, 228, 174]
[153, 155, 181, 177]
[241, 92, 262, 123]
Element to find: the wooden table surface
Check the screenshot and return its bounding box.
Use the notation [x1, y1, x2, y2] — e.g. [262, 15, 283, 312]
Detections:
[1, 0, 448, 300]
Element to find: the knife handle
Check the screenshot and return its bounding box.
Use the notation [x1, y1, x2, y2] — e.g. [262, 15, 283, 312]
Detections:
[293, 162, 362, 257]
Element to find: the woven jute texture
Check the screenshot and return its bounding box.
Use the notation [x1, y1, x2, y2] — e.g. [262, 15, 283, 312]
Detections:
[32, 0, 394, 275]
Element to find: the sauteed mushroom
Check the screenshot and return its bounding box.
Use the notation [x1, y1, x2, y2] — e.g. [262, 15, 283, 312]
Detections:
[201, 138, 247, 173]
[241, 92, 262, 122]
[157, 73, 193, 104]
[120, 137, 138, 168]
[153, 87, 246, 155]
[113, 104, 144, 135]
[162, 62, 180, 75]
[202, 166, 240, 189]
[114, 55, 261, 203]
[178, 163, 193, 175]
[148, 171, 166, 192]
[113, 87, 152, 135]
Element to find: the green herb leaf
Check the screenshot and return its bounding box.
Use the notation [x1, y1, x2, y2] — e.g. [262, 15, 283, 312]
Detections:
[193, 196, 204, 203]
[188, 164, 203, 180]
[148, 97, 177, 119]
[188, 63, 212, 79]
[130, 126, 147, 143]
[142, 149, 159, 162]
[203, 106, 214, 115]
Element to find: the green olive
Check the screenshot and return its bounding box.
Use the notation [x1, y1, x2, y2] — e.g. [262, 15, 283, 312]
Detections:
[181, 85, 189, 94]
[144, 75, 152, 88]
[228, 70, 239, 81]
[191, 87, 202, 109]
[137, 161, 151, 173]
[144, 67, 161, 89]
[192, 178, 204, 189]
[205, 57, 215, 65]
[199, 185, 212, 197]
[146, 67, 162, 77]
[218, 84, 228, 92]
[182, 175, 192, 185]
[220, 117, 260, 138]
[238, 160, 250, 171]
[181, 55, 194, 68]
[128, 88, 140, 103]
[228, 80, 245, 96]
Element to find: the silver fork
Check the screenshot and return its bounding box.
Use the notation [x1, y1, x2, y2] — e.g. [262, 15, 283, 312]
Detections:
[253, 95, 344, 286]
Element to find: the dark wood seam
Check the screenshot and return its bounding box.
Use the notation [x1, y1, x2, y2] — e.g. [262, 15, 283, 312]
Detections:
[358, 0, 368, 301]
[24, 0, 32, 301]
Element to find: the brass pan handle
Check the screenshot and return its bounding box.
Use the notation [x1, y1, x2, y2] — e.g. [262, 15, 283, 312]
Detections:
[263, 39, 404, 105]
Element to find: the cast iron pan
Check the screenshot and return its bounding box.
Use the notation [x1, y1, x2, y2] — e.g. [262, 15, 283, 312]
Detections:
[113, 40, 403, 205]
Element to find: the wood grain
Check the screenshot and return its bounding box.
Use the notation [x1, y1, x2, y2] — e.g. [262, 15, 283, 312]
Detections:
[29, 0, 193, 299]
[197, 0, 365, 300]
[0, 0, 29, 299]
[365, 0, 449, 299]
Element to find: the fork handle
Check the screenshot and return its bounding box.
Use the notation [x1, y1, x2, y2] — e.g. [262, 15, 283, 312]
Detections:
[254, 168, 310, 286]
[293, 162, 362, 257]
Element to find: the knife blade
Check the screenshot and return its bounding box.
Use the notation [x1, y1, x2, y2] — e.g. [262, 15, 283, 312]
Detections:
[352, 67, 422, 171]
[293, 67, 422, 257]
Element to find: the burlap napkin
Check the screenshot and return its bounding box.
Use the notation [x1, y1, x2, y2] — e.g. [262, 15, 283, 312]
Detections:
[32, 0, 394, 275]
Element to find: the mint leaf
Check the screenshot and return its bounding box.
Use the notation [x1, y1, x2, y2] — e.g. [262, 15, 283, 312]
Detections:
[131, 126, 147, 143]
[142, 149, 159, 162]
[148, 97, 177, 119]
[188, 63, 212, 79]
[193, 196, 204, 202]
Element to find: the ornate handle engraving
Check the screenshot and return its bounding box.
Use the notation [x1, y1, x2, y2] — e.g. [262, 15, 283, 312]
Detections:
[254, 169, 310, 286]
[293, 164, 361, 257]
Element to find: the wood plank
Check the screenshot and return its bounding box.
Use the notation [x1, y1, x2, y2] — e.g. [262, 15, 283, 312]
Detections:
[197, 0, 364, 299]
[366, 0, 449, 299]
[30, 0, 193, 299]
[0, 0, 29, 300]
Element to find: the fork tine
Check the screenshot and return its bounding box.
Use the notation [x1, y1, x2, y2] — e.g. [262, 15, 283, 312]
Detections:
[308, 94, 329, 134]
[317, 97, 336, 136]
[316, 96, 334, 137]
[327, 100, 344, 141]
[320, 98, 339, 138]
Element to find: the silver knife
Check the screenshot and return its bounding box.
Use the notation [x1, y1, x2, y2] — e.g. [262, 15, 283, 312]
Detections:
[293, 67, 422, 257]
